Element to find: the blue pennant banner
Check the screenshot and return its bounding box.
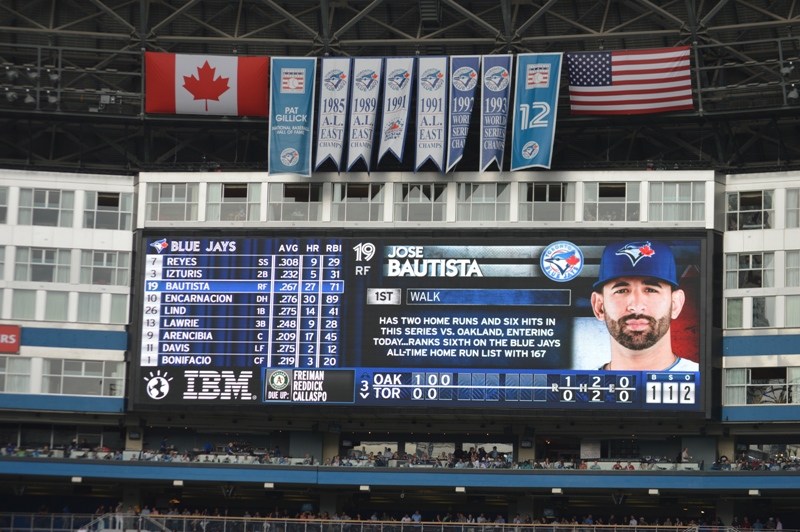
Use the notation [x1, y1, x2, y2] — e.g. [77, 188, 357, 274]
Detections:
[346, 57, 383, 172]
[268, 57, 317, 177]
[479, 54, 513, 173]
[446, 55, 480, 173]
[511, 53, 563, 171]
[415, 56, 447, 172]
[378, 57, 415, 164]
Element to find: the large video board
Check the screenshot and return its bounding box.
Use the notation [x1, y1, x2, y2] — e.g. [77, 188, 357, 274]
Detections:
[132, 232, 708, 412]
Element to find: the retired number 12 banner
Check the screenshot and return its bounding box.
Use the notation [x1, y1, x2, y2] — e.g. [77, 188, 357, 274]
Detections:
[511, 53, 562, 171]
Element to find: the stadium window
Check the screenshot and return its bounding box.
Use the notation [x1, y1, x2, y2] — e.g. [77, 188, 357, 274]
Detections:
[77, 293, 102, 323]
[788, 189, 799, 229]
[18, 188, 74, 227]
[110, 294, 128, 324]
[725, 368, 746, 405]
[84, 191, 133, 230]
[725, 252, 774, 289]
[268, 183, 323, 221]
[519, 183, 575, 222]
[80, 250, 130, 286]
[15, 247, 71, 283]
[0, 246, 4, 280]
[456, 183, 510, 221]
[145, 183, 199, 222]
[394, 183, 447, 222]
[752, 296, 775, 328]
[788, 251, 800, 287]
[648, 181, 705, 221]
[726, 298, 743, 329]
[207, 183, 260, 221]
[0, 356, 31, 393]
[332, 183, 384, 221]
[726, 190, 773, 230]
[0, 186, 7, 224]
[42, 359, 124, 397]
[44, 291, 69, 322]
[583, 182, 639, 221]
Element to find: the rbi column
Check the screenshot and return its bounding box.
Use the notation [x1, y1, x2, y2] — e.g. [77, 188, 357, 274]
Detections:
[141, 253, 163, 367]
[319, 250, 344, 368]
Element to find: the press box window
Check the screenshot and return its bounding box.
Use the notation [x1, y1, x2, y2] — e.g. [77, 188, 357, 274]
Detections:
[332, 183, 384, 222]
[456, 183, 510, 221]
[80, 251, 130, 286]
[583, 182, 639, 222]
[725, 252, 774, 289]
[18, 188, 74, 227]
[726, 190, 773, 230]
[268, 183, 322, 221]
[752, 296, 775, 328]
[0, 186, 7, 224]
[145, 183, 199, 222]
[394, 183, 447, 222]
[207, 183, 260, 222]
[649, 182, 705, 221]
[788, 189, 799, 229]
[84, 191, 133, 230]
[15, 247, 71, 283]
[520, 183, 575, 222]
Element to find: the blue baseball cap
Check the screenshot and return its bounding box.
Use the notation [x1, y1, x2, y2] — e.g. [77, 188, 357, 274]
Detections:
[594, 241, 679, 290]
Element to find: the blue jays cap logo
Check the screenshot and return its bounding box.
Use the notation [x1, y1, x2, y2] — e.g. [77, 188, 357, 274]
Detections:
[616, 241, 656, 266]
[540, 241, 584, 282]
[522, 141, 540, 160]
[388, 68, 411, 91]
[150, 239, 168, 253]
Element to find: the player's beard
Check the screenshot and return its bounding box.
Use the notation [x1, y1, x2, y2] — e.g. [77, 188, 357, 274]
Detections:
[605, 308, 671, 351]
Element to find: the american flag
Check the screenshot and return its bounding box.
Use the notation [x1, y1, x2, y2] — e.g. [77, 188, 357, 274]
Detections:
[565, 46, 693, 115]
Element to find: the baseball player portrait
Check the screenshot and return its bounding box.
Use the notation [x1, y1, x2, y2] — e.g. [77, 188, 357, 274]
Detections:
[591, 240, 700, 372]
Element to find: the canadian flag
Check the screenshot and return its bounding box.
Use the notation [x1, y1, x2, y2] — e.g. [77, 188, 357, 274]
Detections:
[145, 52, 269, 116]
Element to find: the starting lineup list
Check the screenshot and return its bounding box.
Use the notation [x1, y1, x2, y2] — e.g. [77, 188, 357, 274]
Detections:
[136, 236, 702, 410]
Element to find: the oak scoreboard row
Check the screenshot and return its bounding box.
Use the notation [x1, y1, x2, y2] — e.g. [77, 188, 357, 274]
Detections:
[132, 232, 707, 412]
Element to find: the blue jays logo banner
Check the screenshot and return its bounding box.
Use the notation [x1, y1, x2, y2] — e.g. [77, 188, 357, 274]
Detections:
[415, 56, 447, 172]
[511, 53, 562, 171]
[346, 58, 382, 172]
[268, 57, 317, 177]
[315, 57, 352, 171]
[446, 55, 480, 173]
[378, 57, 415, 164]
[480, 55, 513, 172]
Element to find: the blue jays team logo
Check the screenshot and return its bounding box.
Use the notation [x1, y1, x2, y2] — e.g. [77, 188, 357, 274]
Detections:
[323, 69, 348, 92]
[420, 68, 445, 91]
[522, 141, 540, 160]
[452, 66, 478, 91]
[280, 147, 299, 166]
[387, 68, 411, 90]
[150, 239, 168, 254]
[484, 66, 510, 92]
[616, 241, 656, 266]
[355, 69, 379, 92]
[540, 241, 584, 282]
[383, 118, 404, 140]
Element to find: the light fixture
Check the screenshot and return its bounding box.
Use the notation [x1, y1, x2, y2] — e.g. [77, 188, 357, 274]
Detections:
[648, 489, 659, 496]
[26, 67, 38, 80]
[5, 90, 17, 102]
[788, 85, 799, 100]
[455, 486, 466, 493]
[71, 476, 83, 483]
[551, 488, 563, 494]
[781, 62, 795, 76]
[24, 92, 35, 105]
[173, 480, 184, 487]
[263, 482, 274, 489]
[47, 91, 58, 104]
[359, 485, 370, 492]
[749, 489, 761, 496]
[5, 67, 19, 81]
[49, 70, 59, 82]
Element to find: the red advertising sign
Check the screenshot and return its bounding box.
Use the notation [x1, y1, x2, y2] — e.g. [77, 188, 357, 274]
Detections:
[0, 325, 21, 353]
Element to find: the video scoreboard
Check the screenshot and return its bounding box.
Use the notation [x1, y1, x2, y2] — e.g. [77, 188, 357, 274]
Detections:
[133, 233, 706, 412]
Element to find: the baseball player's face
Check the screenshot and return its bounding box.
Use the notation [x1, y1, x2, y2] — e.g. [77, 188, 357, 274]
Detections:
[592, 276, 685, 351]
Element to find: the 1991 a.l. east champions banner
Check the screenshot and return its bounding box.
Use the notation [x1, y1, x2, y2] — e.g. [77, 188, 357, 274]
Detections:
[415, 56, 447, 172]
